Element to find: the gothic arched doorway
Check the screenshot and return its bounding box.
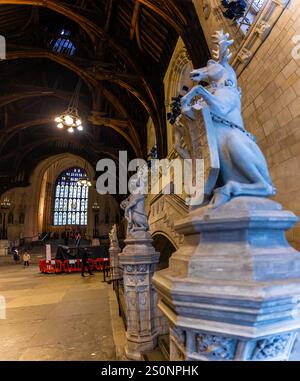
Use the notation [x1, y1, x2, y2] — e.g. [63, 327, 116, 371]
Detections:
[152, 233, 177, 270]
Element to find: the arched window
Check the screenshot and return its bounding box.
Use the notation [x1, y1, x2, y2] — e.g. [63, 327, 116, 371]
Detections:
[53, 167, 89, 226]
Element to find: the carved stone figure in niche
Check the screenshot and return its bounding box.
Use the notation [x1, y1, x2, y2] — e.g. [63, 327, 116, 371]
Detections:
[109, 224, 118, 246]
[121, 194, 149, 235]
[180, 30, 276, 208]
[203, 1, 211, 20]
[168, 88, 191, 159]
[121, 167, 149, 236]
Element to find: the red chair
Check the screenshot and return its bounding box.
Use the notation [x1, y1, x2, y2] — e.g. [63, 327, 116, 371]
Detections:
[63, 260, 71, 273]
[39, 259, 46, 273]
[44, 260, 56, 274]
[88, 258, 95, 271]
[55, 260, 63, 273]
[75, 259, 82, 272]
[95, 258, 104, 271]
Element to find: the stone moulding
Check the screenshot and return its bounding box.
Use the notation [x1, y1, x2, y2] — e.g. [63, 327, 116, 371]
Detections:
[232, 0, 290, 77]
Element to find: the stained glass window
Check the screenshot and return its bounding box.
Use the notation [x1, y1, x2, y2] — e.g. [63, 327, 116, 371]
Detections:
[53, 167, 89, 226]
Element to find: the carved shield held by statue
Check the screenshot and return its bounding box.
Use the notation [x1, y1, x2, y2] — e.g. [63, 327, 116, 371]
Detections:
[180, 106, 220, 202]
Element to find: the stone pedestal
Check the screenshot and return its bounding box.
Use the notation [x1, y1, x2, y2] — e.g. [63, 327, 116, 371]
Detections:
[153, 197, 300, 361]
[119, 231, 160, 360]
[0, 240, 8, 257]
[109, 244, 121, 280]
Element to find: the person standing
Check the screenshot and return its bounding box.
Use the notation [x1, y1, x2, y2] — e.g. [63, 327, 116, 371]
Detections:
[75, 232, 81, 247]
[23, 251, 31, 268]
[13, 249, 20, 264]
[64, 230, 69, 246]
[81, 248, 94, 277]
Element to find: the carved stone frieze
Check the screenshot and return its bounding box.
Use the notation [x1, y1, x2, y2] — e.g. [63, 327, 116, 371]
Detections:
[196, 333, 237, 360]
[251, 334, 292, 360]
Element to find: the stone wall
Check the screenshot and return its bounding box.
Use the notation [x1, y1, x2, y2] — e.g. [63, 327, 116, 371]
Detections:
[237, 0, 300, 249]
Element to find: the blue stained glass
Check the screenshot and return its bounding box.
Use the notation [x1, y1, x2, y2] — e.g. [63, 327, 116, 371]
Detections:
[63, 212, 67, 225]
[58, 212, 63, 225]
[53, 167, 89, 226]
[54, 212, 58, 225]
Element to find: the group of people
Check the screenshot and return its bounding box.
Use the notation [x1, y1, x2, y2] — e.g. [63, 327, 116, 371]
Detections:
[13, 249, 31, 267]
[41, 230, 85, 246]
[13, 246, 94, 277]
[62, 231, 82, 247]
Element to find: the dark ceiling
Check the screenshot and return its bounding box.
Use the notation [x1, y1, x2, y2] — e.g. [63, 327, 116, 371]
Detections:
[0, 0, 209, 194]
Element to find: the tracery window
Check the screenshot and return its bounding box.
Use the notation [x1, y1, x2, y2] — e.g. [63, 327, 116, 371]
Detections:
[251, 0, 265, 11]
[53, 167, 88, 226]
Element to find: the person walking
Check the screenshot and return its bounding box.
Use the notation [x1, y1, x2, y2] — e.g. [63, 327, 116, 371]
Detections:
[23, 251, 31, 268]
[81, 248, 94, 277]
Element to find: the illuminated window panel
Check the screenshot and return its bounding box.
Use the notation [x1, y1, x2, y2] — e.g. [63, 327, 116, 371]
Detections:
[53, 167, 89, 226]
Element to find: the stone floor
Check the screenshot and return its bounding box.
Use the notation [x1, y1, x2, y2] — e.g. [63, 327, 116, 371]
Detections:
[0, 262, 119, 361]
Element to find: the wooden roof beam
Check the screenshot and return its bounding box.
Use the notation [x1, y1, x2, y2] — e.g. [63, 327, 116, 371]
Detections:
[104, 0, 113, 34]
[130, 0, 140, 40]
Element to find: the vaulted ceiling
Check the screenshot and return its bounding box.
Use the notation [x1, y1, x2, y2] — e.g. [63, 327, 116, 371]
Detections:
[0, 0, 209, 194]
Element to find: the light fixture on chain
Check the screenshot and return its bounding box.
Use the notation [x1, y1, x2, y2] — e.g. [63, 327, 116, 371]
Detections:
[0, 197, 11, 210]
[55, 79, 84, 133]
[92, 201, 100, 211]
[77, 162, 92, 187]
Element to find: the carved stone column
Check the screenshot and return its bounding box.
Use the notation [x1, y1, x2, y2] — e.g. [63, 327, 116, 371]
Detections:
[119, 231, 160, 360]
[154, 197, 300, 361]
[109, 243, 121, 280]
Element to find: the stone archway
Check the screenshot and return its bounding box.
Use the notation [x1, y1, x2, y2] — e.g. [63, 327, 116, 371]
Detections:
[152, 233, 177, 271]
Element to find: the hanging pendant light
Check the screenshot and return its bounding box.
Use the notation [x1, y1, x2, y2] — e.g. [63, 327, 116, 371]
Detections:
[77, 162, 92, 187]
[54, 79, 84, 132]
[0, 197, 11, 209]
